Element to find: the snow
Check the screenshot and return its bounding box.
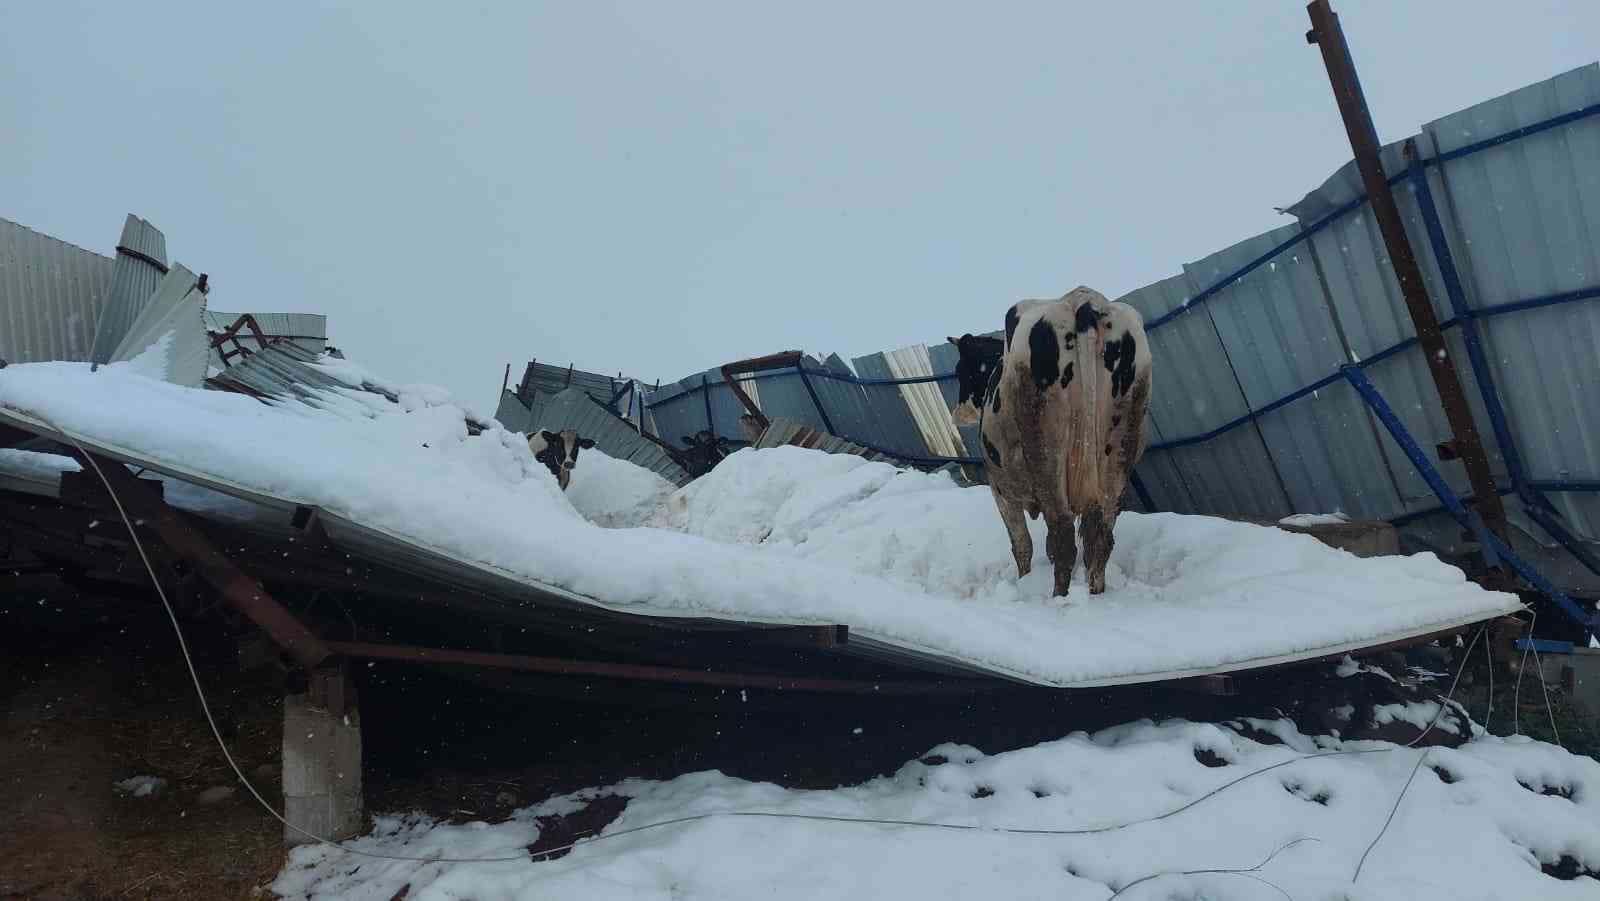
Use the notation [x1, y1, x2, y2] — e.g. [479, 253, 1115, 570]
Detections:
[565, 448, 676, 529]
[0, 447, 78, 484]
[113, 775, 166, 798]
[271, 721, 1600, 900]
[122, 330, 174, 379]
[1281, 512, 1351, 527]
[0, 360, 1522, 687]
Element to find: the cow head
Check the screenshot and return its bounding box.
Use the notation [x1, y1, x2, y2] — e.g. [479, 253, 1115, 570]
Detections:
[529, 428, 596, 490]
[679, 429, 733, 478]
[947, 334, 1004, 426]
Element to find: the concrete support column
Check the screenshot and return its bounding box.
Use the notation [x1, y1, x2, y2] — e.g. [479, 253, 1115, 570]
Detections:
[282, 664, 363, 847]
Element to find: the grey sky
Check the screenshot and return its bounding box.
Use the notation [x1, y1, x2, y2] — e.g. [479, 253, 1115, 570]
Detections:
[4, 1, 1595, 411]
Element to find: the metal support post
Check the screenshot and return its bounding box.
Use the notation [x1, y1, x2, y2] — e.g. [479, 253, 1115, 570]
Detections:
[1306, 0, 1507, 540]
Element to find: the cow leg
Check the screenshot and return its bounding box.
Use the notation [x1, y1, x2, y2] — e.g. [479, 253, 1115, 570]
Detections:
[1044, 512, 1077, 597]
[992, 492, 1033, 579]
[1081, 505, 1115, 595]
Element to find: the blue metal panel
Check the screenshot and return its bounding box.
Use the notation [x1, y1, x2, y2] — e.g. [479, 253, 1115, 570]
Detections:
[1344, 365, 1594, 639]
[1191, 223, 1402, 519]
[1121, 273, 1291, 518]
[1423, 63, 1600, 547]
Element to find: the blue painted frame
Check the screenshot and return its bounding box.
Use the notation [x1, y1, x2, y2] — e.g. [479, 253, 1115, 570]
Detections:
[1344, 365, 1597, 642]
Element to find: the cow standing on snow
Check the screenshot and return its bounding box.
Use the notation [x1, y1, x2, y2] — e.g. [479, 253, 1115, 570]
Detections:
[528, 429, 595, 491]
[949, 286, 1153, 596]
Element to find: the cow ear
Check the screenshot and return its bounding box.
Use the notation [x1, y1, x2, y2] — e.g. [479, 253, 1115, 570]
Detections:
[947, 336, 959, 345]
[578, 438, 595, 449]
[540, 430, 557, 442]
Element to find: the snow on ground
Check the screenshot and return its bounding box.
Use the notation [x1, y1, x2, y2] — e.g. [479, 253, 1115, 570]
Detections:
[271, 721, 1600, 901]
[0, 360, 1521, 686]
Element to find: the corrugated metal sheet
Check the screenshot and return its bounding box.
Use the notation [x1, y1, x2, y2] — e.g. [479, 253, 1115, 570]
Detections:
[204, 311, 328, 365]
[210, 341, 358, 407]
[883, 344, 966, 457]
[108, 264, 210, 387]
[515, 361, 626, 408]
[847, 352, 939, 459]
[1422, 63, 1600, 544]
[0, 216, 114, 363]
[1189, 224, 1404, 520]
[513, 387, 691, 486]
[1119, 274, 1293, 518]
[89, 215, 167, 364]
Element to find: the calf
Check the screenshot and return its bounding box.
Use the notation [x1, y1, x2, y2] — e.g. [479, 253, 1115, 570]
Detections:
[528, 429, 595, 490]
[949, 286, 1153, 596]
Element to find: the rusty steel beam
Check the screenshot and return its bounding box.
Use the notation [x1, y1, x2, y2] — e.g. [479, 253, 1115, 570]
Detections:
[1305, 0, 1507, 541]
[720, 350, 804, 430]
[78, 452, 331, 670]
[323, 640, 987, 696]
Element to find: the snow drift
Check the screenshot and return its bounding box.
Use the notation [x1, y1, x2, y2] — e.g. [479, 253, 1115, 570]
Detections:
[270, 719, 1600, 901]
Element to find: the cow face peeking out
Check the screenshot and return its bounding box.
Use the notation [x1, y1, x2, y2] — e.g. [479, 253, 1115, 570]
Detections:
[946, 334, 1005, 426]
[528, 429, 595, 490]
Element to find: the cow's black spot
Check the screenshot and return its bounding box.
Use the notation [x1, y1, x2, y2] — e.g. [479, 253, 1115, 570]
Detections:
[1103, 333, 1138, 398]
[1004, 305, 1021, 349]
[984, 436, 1003, 468]
[1074, 302, 1103, 333]
[1059, 362, 1074, 388]
[1028, 320, 1059, 392]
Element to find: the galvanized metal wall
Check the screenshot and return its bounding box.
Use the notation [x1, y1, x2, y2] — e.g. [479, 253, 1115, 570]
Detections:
[90, 215, 168, 365]
[501, 387, 690, 485]
[0, 216, 114, 364]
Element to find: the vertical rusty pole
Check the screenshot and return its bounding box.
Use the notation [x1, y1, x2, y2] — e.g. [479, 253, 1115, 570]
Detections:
[1305, 0, 1507, 541]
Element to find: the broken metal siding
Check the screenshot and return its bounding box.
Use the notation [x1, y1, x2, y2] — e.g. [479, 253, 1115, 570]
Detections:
[90, 215, 168, 364]
[515, 387, 690, 485]
[0, 216, 114, 364]
[1422, 64, 1600, 547]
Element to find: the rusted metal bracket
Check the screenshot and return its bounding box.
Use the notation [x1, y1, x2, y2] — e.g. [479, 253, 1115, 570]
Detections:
[720, 350, 804, 432]
[78, 452, 331, 670]
[207, 313, 274, 369]
[1305, 0, 1507, 542]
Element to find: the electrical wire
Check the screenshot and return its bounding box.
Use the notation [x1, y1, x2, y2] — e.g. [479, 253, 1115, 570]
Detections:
[1109, 837, 1318, 900]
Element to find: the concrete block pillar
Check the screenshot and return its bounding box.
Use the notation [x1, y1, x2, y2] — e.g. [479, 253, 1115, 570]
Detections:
[283, 664, 363, 847]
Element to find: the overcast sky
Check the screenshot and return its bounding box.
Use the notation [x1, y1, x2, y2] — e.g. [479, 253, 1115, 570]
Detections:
[4, 1, 1595, 410]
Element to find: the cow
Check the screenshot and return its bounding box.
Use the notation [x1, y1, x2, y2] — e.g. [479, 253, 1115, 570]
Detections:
[948, 286, 1153, 596]
[528, 428, 596, 490]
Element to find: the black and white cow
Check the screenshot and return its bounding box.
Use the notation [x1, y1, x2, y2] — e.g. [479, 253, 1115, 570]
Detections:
[949, 286, 1153, 596]
[528, 428, 596, 491]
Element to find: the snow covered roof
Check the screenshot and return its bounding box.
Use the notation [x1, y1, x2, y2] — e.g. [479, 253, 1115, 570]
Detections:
[0, 359, 1523, 689]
